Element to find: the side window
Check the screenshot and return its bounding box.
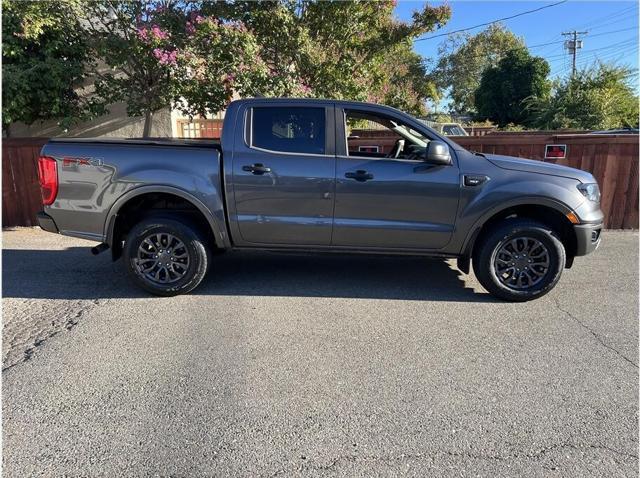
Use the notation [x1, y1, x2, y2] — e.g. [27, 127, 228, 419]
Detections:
[252, 107, 326, 155]
[345, 109, 430, 160]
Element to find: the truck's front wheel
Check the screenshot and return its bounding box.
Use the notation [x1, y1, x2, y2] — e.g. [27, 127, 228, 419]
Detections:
[472, 219, 566, 301]
[123, 216, 211, 296]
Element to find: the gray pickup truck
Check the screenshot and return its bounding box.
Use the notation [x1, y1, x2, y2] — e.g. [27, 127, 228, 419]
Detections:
[37, 98, 603, 301]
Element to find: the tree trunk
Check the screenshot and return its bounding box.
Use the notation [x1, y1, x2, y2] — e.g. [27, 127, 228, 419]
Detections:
[142, 110, 153, 138]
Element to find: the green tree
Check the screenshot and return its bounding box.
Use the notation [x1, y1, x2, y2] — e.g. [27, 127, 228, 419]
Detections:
[433, 23, 525, 114]
[203, 0, 451, 115]
[474, 49, 550, 127]
[531, 63, 639, 130]
[374, 44, 440, 116]
[2, 0, 103, 134]
[3, 0, 452, 136]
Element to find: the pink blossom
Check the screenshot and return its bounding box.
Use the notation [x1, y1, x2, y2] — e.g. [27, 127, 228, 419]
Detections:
[186, 21, 195, 34]
[137, 27, 148, 41]
[150, 25, 169, 40]
[222, 20, 245, 31]
[300, 82, 312, 94]
[153, 48, 178, 65]
[223, 73, 236, 83]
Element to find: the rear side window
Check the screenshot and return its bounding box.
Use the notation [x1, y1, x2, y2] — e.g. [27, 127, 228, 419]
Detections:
[251, 107, 325, 155]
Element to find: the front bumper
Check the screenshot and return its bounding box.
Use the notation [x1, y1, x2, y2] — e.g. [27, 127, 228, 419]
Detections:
[36, 211, 59, 234]
[574, 222, 602, 256]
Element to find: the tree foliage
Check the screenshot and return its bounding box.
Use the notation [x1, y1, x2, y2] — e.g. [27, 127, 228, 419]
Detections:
[3, 0, 451, 135]
[202, 0, 450, 115]
[1, 0, 102, 133]
[83, 0, 276, 136]
[474, 49, 550, 127]
[433, 23, 525, 114]
[530, 63, 639, 130]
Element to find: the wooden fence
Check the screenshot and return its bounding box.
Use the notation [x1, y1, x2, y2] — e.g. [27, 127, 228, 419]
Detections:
[3, 138, 49, 227]
[176, 118, 223, 139]
[463, 126, 496, 136]
[2, 134, 638, 229]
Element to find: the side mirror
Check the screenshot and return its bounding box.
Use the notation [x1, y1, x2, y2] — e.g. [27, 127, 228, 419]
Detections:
[425, 140, 452, 165]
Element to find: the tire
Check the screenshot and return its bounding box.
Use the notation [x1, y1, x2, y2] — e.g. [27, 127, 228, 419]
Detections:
[123, 216, 211, 296]
[472, 218, 566, 302]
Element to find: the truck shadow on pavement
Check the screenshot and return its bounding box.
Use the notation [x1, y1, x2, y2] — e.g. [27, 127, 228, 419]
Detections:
[3, 247, 496, 302]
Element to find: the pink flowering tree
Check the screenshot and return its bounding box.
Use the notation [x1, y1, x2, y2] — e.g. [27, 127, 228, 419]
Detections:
[169, 14, 274, 118]
[83, 1, 276, 136]
[80, 1, 186, 136]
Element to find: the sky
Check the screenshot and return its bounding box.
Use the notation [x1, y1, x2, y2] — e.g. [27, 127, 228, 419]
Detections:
[394, 0, 639, 109]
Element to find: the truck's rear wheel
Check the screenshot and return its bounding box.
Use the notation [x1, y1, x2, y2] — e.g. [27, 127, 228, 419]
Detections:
[123, 216, 210, 296]
[472, 219, 565, 301]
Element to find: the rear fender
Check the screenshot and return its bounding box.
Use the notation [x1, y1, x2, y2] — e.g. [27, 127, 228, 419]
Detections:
[105, 185, 230, 250]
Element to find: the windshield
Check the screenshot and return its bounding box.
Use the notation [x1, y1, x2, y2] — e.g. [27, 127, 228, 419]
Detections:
[345, 109, 434, 160]
[442, 124, 467, 136]
[391, 123, 428, 148]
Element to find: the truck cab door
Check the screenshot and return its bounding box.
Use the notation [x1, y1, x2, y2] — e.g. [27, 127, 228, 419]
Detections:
[228, 102, 336, 246]
[332, 106, 460, 250]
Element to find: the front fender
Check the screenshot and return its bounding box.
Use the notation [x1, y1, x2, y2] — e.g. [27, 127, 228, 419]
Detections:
[458, 195, 575, 256]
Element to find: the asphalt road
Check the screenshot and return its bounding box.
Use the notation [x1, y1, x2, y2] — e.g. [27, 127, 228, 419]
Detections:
[3, 228, 638, 477]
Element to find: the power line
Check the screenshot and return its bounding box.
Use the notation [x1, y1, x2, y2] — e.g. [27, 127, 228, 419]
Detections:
[574, 44, 639, 67]
[533, 4, 638, 57]
[434, 27, 638, 64]
[556, 42, 639, 75]
[546, 36, 637, 61]
[579, 5, 639, 31]
[527, 27, 638, 51]
[586, 26, 638, 39]
[416, 0, 568, 42]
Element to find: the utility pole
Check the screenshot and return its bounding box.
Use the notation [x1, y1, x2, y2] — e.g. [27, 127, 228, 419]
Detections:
[562, 31, 588, 77]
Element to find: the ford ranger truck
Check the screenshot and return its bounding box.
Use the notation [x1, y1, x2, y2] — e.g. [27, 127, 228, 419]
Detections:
[36, 98, 603, 301]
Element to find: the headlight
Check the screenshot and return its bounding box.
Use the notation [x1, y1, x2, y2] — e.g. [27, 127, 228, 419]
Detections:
[577, 183, 601, 203]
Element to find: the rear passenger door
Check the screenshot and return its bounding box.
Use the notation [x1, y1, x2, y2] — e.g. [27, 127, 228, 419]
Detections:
[229, 103, 336, 246]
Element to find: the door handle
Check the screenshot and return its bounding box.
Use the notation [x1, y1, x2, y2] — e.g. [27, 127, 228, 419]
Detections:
[345, 170, 374, 182]
[242, 163, 272, 175]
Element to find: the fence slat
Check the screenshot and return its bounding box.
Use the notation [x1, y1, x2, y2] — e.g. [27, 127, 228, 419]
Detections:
[2, 138, 48, 227]
[608, 144, 633, 229]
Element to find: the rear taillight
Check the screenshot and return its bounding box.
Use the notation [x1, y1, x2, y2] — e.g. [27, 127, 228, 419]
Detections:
[37, 156, 58, 205]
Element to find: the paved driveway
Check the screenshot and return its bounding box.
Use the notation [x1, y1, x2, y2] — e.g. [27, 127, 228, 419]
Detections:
[3, 228, 638, 477]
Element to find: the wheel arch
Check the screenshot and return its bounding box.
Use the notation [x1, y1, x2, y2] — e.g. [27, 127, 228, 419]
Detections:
[460, 199, 578, 271]
[105, 185, 229, 260]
